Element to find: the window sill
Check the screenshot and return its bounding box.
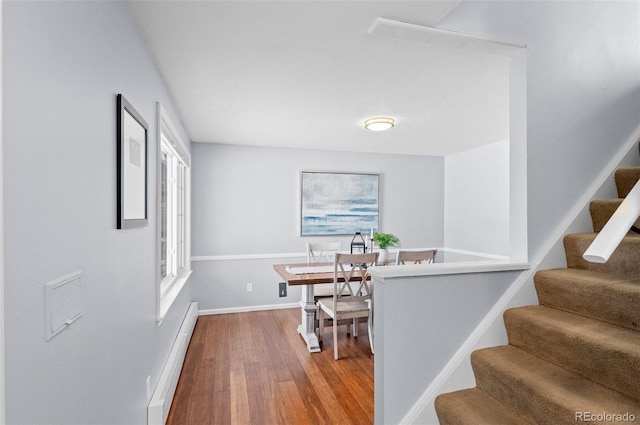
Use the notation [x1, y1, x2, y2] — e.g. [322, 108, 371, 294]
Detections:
[157, 269, 192, 326]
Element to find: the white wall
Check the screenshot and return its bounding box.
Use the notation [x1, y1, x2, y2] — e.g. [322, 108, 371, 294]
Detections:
[3, 2, 192, 423]
[0, 1, 5, 421]
[444, 140, 510, 256]
[374, 270, 520, 425]
[191, 143, 444, 310]
[439, 0, 640, 258]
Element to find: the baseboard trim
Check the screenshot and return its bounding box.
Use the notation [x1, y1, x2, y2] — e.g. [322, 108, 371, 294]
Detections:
[399, 126, 640, 424]
[148, 302, 199, 425]
[199, 302, 299, 316]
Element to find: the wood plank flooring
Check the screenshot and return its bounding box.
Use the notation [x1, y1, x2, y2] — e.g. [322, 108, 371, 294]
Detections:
[166, 308, 374, 425]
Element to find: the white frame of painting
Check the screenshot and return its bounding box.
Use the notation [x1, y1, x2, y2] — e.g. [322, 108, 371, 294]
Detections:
[300, 171, 379, 236]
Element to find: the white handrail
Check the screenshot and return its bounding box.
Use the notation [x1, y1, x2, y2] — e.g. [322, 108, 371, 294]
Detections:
[583, 179, 640, 263]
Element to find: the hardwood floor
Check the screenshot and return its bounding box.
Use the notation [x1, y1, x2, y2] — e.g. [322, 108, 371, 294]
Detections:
[166, 308, 374, 425]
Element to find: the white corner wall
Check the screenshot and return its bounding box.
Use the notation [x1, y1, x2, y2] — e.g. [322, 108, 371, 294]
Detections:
[444, 140, 510, 257]
[439, 0, 640, 259]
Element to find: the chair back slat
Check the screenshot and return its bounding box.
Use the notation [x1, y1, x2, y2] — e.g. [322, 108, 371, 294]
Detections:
[307, 242, 341, 264]
[396, 249, 437, 265]
[333, 252, 379, 303]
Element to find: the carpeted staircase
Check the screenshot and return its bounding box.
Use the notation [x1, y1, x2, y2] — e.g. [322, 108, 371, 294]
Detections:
[435, 161, 640, 424]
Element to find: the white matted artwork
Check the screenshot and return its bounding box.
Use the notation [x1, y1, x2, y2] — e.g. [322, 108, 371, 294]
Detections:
[117, 94, 148, 229]
[301, 171, 379, 236]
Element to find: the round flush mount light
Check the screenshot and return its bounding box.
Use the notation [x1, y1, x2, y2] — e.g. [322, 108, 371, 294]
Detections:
[364, 116, 395, 131]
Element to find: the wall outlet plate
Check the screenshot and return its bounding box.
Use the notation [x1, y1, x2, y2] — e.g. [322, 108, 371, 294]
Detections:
[279, 281, 287, 297]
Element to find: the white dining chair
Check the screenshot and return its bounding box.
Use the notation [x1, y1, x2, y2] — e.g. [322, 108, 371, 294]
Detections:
[317, 252, 378, 360]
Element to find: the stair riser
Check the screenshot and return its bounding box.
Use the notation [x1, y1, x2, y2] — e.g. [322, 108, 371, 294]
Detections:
[590, 199, 640, 232]
[564, 234, 640, 279]
[435, 389, 531, 425]
[534, 270, 640, 333]
[615, 167, 640, 198]
[504, 309, 640, 401]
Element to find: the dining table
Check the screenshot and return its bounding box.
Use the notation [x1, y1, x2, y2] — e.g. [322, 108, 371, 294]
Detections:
[273, 262, 371, 353]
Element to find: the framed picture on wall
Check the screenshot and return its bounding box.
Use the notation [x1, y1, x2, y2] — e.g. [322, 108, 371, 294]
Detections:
[301, 171, 379, 236]
[117, 94, 148, 229]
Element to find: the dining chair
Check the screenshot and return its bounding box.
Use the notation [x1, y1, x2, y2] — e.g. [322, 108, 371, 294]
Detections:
[317, 252, 379, 360]
[306, 242, 341, 299]
[306, 242, 341, 264]
[395, 249, 437, 265]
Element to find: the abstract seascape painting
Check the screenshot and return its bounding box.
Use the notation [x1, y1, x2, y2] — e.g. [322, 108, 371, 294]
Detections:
[301, 171, 379, 236]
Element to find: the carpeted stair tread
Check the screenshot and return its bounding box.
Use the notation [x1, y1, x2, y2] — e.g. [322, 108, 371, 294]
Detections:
[564, 233, 640, 279]
[504, 305, 640, 400]
[614, 166, 640, 198]
[435, 388, 533, 425]
[590, 199, 640, 232]
[471, 345, 640, 425]
[535, 268, 640, 332]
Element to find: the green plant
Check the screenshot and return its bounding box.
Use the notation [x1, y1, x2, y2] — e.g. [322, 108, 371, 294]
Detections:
[372, 232, 400, 249]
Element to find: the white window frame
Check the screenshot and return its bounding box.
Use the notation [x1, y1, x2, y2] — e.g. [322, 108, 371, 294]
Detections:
[157, 103, 191, 324]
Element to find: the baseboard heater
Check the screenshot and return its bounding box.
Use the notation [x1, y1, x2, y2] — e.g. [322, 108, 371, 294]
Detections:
[148, 302, 198, 425]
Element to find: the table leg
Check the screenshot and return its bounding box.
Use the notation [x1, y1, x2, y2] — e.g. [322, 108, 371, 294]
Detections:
[297, 284, 321, 352]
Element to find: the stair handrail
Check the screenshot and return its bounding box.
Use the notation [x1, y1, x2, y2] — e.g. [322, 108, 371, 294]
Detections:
[583, 178, 640, 263]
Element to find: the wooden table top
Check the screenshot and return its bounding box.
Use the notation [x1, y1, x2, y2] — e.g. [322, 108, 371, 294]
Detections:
[273, 263, 369, 285]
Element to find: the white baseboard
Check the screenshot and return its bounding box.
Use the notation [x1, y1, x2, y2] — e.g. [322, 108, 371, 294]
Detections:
[148, 302, 199, 425]
[399, 125, 640, 424]
[199, 302, 299, 316]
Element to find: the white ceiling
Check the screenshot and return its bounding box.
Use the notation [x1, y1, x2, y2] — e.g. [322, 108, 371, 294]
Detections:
[128, 1, 514, 156]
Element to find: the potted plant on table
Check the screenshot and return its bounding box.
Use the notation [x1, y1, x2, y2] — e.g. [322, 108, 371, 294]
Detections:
[372, 232, 400, 264]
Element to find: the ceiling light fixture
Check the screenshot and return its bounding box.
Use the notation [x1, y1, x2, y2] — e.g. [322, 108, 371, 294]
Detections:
[364, 116, 395, 131]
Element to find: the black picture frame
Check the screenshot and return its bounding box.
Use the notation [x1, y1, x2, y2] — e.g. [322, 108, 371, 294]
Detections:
[117, 94, 149, 229]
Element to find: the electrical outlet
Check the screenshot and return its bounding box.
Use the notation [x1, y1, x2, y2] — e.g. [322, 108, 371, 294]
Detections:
[247, 283, 253, 293]
[279, 281, 287, 297]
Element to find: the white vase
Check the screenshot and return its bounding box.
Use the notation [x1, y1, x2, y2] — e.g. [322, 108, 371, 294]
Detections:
[378, 248, 389, 265]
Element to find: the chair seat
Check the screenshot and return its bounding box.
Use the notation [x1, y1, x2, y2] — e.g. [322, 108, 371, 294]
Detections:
[317, 298, 370, 316]
[314, 285, 354, 299]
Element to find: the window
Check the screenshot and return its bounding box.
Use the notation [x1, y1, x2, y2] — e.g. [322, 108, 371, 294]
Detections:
[157, 104, 191, 323]
[160, 138, 186, 288]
